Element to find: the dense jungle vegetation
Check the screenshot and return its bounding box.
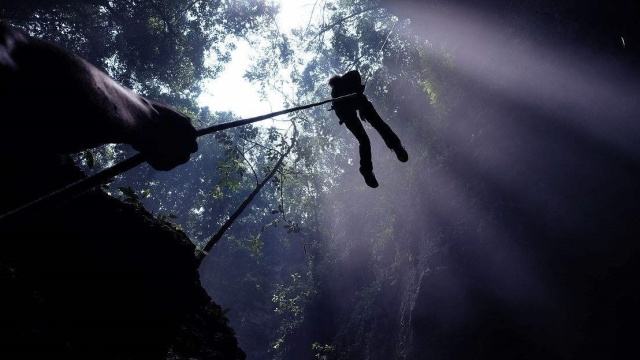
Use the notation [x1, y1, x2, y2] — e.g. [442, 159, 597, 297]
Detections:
[3, 0, 639, 359]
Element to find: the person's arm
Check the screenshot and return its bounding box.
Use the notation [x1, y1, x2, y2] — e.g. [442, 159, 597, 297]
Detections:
[0, 23, 197, 170]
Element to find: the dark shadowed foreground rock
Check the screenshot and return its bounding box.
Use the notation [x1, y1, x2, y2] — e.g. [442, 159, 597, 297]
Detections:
[0, 154, 244, 359]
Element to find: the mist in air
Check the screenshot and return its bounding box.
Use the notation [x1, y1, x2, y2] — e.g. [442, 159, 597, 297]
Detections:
[26, 0, 630, 358]
[196, 1, 640, 359]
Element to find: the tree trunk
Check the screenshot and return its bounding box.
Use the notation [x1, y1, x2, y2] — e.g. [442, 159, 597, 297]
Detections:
[200, 129, 297, 257]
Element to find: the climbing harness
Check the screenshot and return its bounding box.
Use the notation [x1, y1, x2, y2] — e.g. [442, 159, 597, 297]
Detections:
[0, 93, 359, 223]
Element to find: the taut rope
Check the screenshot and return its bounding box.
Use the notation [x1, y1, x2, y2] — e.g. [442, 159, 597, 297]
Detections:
[0, 93, 358, 222]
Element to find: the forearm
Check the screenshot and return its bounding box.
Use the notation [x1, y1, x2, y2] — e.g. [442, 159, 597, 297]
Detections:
[1, 23, 197, 171]
[0, 23, 154, 153]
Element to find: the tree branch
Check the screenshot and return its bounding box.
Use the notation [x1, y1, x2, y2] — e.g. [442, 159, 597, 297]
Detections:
[235, 144, 259, 185]
[199, 124, 298, 256]
[308, 6, 379, 44]
[240, 137, 283, 156]
[179, 0, 200, 18]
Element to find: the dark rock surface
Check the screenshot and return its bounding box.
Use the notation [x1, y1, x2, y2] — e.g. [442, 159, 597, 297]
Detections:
[0, 154, 244, 359]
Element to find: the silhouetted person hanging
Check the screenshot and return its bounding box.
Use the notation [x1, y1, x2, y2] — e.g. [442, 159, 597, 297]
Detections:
[329, 70, 408, 187]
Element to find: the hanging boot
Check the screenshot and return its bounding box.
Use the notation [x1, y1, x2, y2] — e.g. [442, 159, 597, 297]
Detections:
[360, 168, 379, 188]
[392, 143, 409, 162]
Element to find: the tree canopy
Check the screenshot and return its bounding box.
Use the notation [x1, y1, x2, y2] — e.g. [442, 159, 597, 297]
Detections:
[3, 0, 640, 359]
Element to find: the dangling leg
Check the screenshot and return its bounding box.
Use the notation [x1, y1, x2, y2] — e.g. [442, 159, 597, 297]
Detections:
[358, 98, 408, 162]
[341, 113, 378, 188]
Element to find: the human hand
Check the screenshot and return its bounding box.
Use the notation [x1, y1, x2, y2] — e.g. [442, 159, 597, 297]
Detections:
[130, 101, 198, 171]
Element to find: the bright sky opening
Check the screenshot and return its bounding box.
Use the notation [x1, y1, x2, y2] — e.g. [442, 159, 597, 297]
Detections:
[197, 0, 318, 125]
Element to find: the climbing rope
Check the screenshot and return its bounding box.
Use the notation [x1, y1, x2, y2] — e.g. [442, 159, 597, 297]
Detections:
[0, 93, 359, 222]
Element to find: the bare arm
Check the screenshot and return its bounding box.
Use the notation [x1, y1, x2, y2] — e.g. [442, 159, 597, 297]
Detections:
[0, 23, 197, 170]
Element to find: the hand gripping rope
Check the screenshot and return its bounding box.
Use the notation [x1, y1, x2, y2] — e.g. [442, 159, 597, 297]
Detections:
[0, 93, 358, 222]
